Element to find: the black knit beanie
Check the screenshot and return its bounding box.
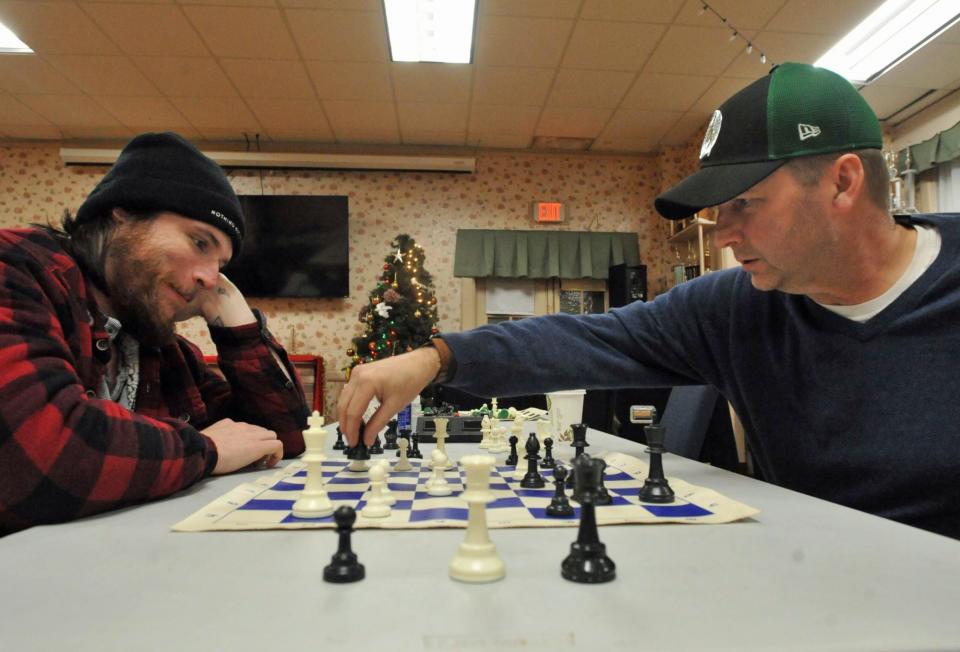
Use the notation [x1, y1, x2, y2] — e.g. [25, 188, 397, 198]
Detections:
[76, 132, 244, 254]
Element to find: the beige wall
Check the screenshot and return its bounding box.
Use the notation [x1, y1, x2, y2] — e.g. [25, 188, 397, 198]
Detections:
[0, 141, 696, 417]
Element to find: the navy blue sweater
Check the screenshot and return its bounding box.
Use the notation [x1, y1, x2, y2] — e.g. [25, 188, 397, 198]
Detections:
[443, 213, 960, 539]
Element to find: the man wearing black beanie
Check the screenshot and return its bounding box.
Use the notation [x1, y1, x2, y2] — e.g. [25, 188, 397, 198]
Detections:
[0, 132, 308, 536]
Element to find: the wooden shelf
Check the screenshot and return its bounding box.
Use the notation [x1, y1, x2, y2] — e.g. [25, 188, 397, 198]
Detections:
[667, 217, 715, 245]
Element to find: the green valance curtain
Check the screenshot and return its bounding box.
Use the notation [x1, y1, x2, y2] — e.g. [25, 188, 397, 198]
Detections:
[898, 120, 960, 173]
[453, 229, 640, 279]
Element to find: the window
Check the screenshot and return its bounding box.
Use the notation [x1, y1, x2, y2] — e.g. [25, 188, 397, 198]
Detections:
[460, 277, 609, 329]
[558, 279, 608, 315]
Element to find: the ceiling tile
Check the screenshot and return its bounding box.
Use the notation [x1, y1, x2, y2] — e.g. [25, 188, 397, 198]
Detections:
[46, 55, 158, 96]
[306, 61, 392, 101]
[591, 136, 658, 152]
[61, 124, 135, 139]
[765, 0, 879, 36]
[596, 108, 683, 142]
[859, 85, 931, 121]
[402, 130, 466, 146]
[175, 0, 275, 6]
[93, 95, 195, 132]
[469, 104, 540, 135]
[546, 69, 634, 108]
[472, 66, 553, 106]
[221, 59, 314, 99]
[621, 72, 713, 111]
[17, 94, 124, 128]
[482, 0, 580, 18]
[660, 111, 709, 146]
[245, 97, 334, 141]
[322, 99, 400, 143]
[536, 107, 612, 138]
[0, 1, 118, 55]
[561, 21, 666, 70]
[723, 31, 836, 79]
[287, 9, 389, 61]
[168, 96, 262, 137]
[280, 0, 381, 8]
[580, 0, 684, 23]
[675, 0, 787, 30]
[0, 92, 52, 125]
[691, 76, 754, 113]
[645, 25, 751, 76]
[0, 55, 79, 94]
[466, 132, 532, 148]
[391, 64, 472, 104]
[474, 15, 572, 67]
[183, 6, 299, 59]
[0, 123, 62, 139]
[397, 102, 468, 135]
[134, 56, 237, 97]
[81, 2, 209, 57]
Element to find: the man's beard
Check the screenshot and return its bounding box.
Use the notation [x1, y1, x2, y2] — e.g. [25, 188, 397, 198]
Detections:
[103, 225, 178, 347]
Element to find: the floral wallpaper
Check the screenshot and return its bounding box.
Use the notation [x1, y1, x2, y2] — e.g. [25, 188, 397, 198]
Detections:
[0, 139, 700, 418]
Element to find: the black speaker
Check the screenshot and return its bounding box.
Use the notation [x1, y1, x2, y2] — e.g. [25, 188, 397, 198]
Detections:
[608, 264, 647, 308]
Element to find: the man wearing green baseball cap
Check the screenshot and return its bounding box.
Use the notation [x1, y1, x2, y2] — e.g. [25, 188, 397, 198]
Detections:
[338, 63, 960, 540]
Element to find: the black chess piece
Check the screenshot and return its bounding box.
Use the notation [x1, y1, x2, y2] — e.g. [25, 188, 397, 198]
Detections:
[408, 433, 423, 459]
[347, 438, 370, 461]
[505, 435, 519, 466]
[396, 429, 411, 457]
[520, 433, 546, 488]
[561, 454, 616, 584]
[384, 419, 399, 450]
[638, 423, 675, 503]
[541, 437, 556, 468]
[595, 458, 612, 506]
[332, 427, 346, 450]
[323, 506, 365, 583]
[545, 465, 574, 517]
[369, 434, 384, 455]
[570, 423, 589, 459]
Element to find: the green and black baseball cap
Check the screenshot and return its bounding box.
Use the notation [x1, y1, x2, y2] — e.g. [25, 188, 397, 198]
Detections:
[655, 62, 883, 219]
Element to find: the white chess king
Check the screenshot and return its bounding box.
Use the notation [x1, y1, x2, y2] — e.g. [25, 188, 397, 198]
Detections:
[292, 411, 334, 519]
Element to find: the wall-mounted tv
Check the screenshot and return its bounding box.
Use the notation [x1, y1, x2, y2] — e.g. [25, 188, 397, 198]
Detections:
[223, 195, 349, 299]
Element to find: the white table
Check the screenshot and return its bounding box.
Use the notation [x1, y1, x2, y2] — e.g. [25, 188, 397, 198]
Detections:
[2, 429, 959, 652]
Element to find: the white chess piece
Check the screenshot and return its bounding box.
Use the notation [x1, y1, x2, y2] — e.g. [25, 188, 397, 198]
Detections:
[292, 411, 335, 518]
[394, 437, 413, 471]
[361, 463, 391, 518]
[348, 457, 370, 473]
[375, 459, 396, 506]
[479, 415, 492, 449]
[449, 454, 505, 583]
[427, 449, 452, 496]
[536, 420, 549, 444]
[434, 417, 456, 469]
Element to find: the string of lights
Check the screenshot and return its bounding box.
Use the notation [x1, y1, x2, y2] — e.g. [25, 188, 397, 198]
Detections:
[698, 2, 773, 67]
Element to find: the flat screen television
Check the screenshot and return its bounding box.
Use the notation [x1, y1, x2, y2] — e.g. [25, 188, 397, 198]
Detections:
[223, 195, 349, 298]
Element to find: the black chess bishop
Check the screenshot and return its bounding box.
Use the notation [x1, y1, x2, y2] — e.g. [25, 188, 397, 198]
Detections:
[520, 433, 546, 489]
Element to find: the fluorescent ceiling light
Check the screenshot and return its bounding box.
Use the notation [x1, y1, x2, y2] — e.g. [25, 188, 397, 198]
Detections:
[0, 21, 31, 53]
[815, 0, 960, 83]
[384, 0, 476, 63]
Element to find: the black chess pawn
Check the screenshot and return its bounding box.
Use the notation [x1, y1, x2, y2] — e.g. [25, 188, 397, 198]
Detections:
[347, 438, 370, 461]
[505, 435, 519, 466]
[638, 423, 674, 504]
[383, 420, 400, 450]
[332, 427, 346, 450]
[369, 434, 384, 455]
[570, 423, 589, 459]
[561, 454, 616, 584]
[520, 432, 546, 488]
[541, 437, 556, 468]
[396, 429, 411, 457]
[323, 506, 365, 583]
[545, 465, 574, 517]
[595, 458, 612, 506]
[408, 433, 423, 459]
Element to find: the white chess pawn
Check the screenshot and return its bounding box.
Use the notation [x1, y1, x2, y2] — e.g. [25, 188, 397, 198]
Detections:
[427, 449, 452, 496]
[394, 437, 413, 471]
[479, 415, 492, 449]
[292, 411, 334, 518]
[361, 463, 391, 518]
[375, 459, 396, 506]
[449, 454, 505, 583]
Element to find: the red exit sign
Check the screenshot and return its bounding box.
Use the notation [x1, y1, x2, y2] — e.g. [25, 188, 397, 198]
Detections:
[532, 201, 565, 223]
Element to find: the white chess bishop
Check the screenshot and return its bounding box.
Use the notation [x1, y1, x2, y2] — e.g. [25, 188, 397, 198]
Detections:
[449, 455, 505, 583]
[292, 411, 334, 519]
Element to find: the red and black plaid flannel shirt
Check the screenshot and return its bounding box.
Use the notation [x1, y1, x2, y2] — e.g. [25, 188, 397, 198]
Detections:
[0, 228, 308, 535]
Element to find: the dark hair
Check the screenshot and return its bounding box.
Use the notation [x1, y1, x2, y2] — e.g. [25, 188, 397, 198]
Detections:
[783, 149, 890, 211]
[40, 207, 159, 292]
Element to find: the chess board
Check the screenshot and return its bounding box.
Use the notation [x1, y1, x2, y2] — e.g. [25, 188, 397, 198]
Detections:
[172, 451, 758, 532]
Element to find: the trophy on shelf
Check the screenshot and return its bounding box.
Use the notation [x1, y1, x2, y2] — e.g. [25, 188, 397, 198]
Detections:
[900, 149, 918, 213]
[884, 150, 903, 212]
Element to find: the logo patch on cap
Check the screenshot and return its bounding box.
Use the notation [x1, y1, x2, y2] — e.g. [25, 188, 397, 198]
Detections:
[798, 123, 821, 141]
[700, 110, 722, 160]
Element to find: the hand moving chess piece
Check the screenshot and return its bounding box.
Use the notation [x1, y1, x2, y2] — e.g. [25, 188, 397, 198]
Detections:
[561, 454, 616, 584]
[292, 411, 334, 519]
[639, 423, 675, 503]
[449, 455, 505, 583]
[323, 506, 365, 583]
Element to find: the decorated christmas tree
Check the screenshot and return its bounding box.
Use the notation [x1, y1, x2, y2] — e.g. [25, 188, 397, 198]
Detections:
[346, 234, 440, 371]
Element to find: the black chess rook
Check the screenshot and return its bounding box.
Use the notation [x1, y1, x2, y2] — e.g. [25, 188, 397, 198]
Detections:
[571, 423, 589, 459]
